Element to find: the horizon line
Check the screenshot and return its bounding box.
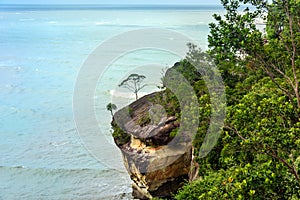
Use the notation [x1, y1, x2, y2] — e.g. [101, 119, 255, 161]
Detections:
[0, 3, 221, 6]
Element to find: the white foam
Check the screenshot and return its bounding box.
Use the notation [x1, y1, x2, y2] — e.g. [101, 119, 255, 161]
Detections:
[109, 89, 148, 99]
[95, 21, 111, 26]
[109, 89, 135, 99]
[19, 18, 35, 22]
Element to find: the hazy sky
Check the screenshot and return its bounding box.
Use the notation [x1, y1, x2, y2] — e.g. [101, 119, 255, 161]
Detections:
[0, 0, 221, 5]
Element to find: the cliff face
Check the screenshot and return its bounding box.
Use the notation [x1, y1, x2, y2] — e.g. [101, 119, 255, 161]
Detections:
[112, 92, 193, 199]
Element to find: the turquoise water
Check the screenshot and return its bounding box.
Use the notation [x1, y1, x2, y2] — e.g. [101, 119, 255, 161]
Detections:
[0, 5, 221, 199]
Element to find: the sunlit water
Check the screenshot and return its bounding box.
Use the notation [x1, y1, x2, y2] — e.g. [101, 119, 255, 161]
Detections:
[0, 5, 222, 199]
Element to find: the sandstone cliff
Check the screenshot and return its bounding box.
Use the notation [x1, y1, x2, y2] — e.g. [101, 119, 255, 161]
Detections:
[112, 92, 194, 199]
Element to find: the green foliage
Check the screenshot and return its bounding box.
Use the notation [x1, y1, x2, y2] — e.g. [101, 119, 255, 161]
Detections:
[176, 0, 300, 199]
[149, 89, 181, 118]
[106, 102, 117, 117]
[175, 162, 299, 200]
[112, 2, 300, 198]
[135, 112, 151, 127]
[111, 122, 130, 147]
[169, 127, 179, 138]
[208, 0, 264, 89]
[111, 57, 212, 147]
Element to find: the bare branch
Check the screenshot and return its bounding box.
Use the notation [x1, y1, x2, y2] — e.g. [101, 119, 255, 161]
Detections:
[266, 148, 299, 182]
[118, 74, 147, 99]
[224, 124, 247, 141]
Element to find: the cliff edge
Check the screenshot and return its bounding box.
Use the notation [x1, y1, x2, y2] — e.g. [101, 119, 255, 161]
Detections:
[112, 92, 193, 199]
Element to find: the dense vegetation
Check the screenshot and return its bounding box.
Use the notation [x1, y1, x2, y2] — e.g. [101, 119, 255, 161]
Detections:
[111, 0, 299, 198]
[111, 63, 208, 147]
[175, 0, 300, 199]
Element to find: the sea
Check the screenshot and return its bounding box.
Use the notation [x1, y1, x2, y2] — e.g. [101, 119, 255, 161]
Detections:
[0, 4, 223, 199]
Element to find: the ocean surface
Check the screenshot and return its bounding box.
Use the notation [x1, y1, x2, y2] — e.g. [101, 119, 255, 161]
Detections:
[0, 5, 222, 199]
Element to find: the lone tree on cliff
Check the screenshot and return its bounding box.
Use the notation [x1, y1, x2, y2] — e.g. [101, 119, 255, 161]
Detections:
[106, 103, 117, 117]
[118, 73, 147, 100]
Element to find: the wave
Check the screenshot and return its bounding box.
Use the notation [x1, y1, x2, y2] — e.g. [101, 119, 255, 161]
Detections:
[19, 18, 35, 21]
[0, 165, 132, 200]
[95, 21, 112, 26]
[109, 89, 149, 99]
[101, 193, 132, 200]
[0, 165, 112, 172]
[94, 23, 149, 29]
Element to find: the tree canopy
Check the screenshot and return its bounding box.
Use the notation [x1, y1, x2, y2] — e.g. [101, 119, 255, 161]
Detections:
[106, 103, 117, 117]
[118, 73, 147, 100]
[175, 0, 300, 199]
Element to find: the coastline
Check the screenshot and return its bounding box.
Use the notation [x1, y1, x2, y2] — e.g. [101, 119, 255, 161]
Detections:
[0, 5, 219, 199]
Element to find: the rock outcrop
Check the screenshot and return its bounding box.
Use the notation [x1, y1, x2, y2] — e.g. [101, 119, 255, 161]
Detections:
[112, 92, 193, 199]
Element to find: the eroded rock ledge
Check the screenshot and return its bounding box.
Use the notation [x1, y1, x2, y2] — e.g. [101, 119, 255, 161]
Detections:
[112, 92, 193, 199]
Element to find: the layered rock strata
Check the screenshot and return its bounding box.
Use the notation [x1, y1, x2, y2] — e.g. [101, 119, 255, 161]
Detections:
[112, 93, 193, 199]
